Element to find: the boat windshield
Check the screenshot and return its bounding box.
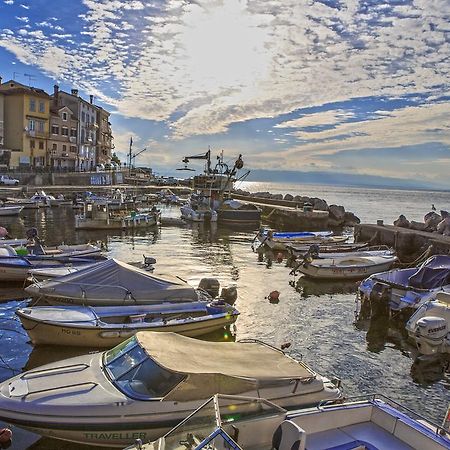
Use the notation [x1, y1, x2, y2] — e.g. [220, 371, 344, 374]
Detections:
[103, 337, 186, 400]
[147, 394, 285, 450]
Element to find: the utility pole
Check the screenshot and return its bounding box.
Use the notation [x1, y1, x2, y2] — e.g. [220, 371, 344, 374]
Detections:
[128, 137, 133, 176]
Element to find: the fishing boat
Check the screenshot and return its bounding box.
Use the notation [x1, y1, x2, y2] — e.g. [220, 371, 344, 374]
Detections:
[128, 393, 450, 450]
[0, 332, 342, 447]
[358, 255, 450, 321]
[16, 301, 239, 347]
[255, 229, 348, 251]
[75, 202, 160, 230]
[293, 254, 397, 280]
[25, 258, 220, 306]
[0, 205, 23, 216]
[406, 291, 450, 356]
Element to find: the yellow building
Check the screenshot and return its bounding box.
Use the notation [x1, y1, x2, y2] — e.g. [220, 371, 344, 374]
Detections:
[0, 79, 51, 168]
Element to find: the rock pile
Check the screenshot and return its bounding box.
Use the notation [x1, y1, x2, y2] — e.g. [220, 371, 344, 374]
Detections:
[393, 210, 450, 236]
[233, 189, 360, 227]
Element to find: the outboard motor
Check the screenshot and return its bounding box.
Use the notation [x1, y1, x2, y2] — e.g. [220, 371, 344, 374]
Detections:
[198, 278, 220, 298]
[415, 316, 448, 355]
[220, 286, 238, 305]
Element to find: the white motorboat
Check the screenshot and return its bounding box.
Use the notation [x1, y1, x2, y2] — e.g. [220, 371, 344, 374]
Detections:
[4, 198, 39, 209]
[128, 393, 450, 450]
[29, 191, 55, 206]
[0, 205, 23, 216]
[293, 254, 397, 280]
[16, 301, 239, 347]
[0, 332, 342, 447]
[180, 201, 218, 222]
[358, 255, 450, 321]
[406, 291, 450, 356]
[25, 258, 214, 306]
[75, 202, 160, 230]
[28, 263, 95, 281]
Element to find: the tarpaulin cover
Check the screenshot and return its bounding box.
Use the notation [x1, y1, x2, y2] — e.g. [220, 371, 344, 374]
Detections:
[408, 255, 450, 290]
[25, 258, 198, 303]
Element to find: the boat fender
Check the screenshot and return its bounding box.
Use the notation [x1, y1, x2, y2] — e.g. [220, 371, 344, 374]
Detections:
[0, 428, 12, 447]
[267, 290, 280, 303]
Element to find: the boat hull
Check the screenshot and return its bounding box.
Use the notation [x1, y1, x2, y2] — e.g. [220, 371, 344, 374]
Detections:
[217, 208, 261, 224]
[18, 311, 238, 347]
[0, 206, 23, 216]
[299, 260, 395, 280]
[75, 216, 158, 230]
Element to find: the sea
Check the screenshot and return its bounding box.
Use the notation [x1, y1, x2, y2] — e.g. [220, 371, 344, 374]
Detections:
[0, 182, 449, 449]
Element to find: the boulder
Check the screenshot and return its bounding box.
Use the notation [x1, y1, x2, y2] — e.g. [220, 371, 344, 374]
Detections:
[284, 193, 294, 201]
[328, 204, 346, 223]
[409, 221, 427, 232]
[294, 195, 310, 204]
[272, 194, 283, 200]
[344, 211, 360, 226]
[424, 212, 442, 231]
[313, 198, 328, 211]
[393, 215, 410, 228]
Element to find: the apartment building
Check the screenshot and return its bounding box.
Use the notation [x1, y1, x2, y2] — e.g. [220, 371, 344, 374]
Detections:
[96, 107, 113, 165]
[0, 79, 51, 168]
[55, 88, 98, 171]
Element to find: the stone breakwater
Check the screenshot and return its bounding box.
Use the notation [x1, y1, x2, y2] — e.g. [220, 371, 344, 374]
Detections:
[233, 189, 360, 228]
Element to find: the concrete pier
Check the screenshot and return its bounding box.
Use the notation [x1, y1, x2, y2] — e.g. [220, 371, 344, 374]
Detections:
[355, 223, 450, 260]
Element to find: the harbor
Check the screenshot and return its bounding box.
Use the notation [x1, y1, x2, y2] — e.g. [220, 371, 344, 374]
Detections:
[0, 179, 448, 448]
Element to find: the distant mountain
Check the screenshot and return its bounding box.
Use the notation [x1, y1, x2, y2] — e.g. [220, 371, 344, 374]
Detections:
[245, 169, 449, 191]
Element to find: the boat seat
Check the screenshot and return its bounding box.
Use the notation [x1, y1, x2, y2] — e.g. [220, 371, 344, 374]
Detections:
[272, 420, 306, 450]
[126, 314, 147, 323]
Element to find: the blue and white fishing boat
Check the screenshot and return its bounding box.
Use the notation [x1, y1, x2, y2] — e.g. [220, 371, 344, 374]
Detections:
[127, 393, 450, 450]
[358, 255, 450, 320]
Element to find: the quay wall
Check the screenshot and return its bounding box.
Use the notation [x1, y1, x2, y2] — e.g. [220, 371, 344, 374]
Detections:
[354, 223, 450, 260]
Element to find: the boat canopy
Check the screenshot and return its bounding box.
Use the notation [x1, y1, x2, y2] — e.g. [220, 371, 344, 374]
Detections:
[25, 258, 198, 302]
[408, 255, 450, 290]
[136, 332, 314, 380]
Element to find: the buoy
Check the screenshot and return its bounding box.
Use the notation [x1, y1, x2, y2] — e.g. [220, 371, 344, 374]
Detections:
[268, 290, 280, 303]
[276, 252, 283, 263]
[0, 428, 12, 445]
[280, 342, 291, 350]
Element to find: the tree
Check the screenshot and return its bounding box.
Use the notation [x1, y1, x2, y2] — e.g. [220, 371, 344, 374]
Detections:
[111, 152, 121, 165]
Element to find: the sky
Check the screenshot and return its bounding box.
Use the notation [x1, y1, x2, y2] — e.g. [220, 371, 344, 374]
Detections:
[0, 0, 449, 189]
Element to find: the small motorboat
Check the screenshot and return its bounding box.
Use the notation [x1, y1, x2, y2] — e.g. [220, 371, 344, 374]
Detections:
[128, 393, 450, 450]
[255, 229, 347, 251]
[17, 301, 240, 347]
[180, 201, 218, 222]
[28, 263, 95, 281]
[217, 199, 261, 225]
[0, 332, 342, 447]
[0, 244, 105, 282]
[25, 258, 220, 306]
[293, 254, 397, 280]
[406, 291, 450, 356]
[4, 198, 39, 209]
[29, 191, 55, 207]
[358, 255, 450, 321]
[0, 205, 23, 216]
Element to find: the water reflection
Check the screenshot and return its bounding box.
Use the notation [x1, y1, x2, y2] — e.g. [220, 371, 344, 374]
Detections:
[290, 276, 359, 299]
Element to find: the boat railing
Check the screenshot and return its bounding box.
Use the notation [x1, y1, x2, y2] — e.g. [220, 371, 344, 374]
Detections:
[317, 393, 449, 438]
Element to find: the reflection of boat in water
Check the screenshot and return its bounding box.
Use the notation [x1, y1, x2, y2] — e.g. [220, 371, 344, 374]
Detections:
[127, 393, 450, 450]
[0, 332, 341, 447]
[292, 276, 358, 298]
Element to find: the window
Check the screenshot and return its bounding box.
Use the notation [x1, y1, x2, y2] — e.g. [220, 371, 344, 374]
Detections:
[38, 141, 44, 150]
[52, 143, 57, 151]
[51, 125, 59, 135]
[29, 99, 36, 112]
[70, 146, 77, 153]
[81, 112, 85, 122]
[28, 119, 35, 131]
[70, 128, 77, 137]
[39, 102, 45, 113]
[62, 112, 68, 121]
[30, 140, 35, 149]
[37, 121, 44, 133]
[62, 145, 67, 152]
[62, 127, 69, 136]
[81, 129, 85, 142]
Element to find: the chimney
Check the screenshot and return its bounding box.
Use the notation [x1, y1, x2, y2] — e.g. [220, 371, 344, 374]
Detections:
[53, 84, 59, 106]
[71, 88, 78, 96]
[89, 95, 93, 104]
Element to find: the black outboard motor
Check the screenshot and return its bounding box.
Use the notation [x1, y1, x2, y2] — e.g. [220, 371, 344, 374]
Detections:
[220, 286, 238, 305]
[25, 227, 45, 255]
[198, 278, 220, 298]
[307, 244, 320, 259]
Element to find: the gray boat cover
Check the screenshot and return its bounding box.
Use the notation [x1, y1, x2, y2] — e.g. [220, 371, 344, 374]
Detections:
[25, 258, 198, 302]
[408, 255, 450, 290]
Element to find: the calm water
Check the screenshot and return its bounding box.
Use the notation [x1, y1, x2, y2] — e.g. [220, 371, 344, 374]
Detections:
[0, 184, 449, 448]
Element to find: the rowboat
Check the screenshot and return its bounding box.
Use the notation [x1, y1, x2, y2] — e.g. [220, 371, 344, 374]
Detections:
[0, 332, 342, 447]
[128, 393, 450, 450]
[17, 301, 239, 347]
[0, 205, 23, 216]
[294, 254, 397, 280]
[255, 229, 348, 251]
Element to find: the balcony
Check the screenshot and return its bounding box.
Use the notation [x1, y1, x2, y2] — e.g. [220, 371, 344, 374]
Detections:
[26, 130, 49, 138]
